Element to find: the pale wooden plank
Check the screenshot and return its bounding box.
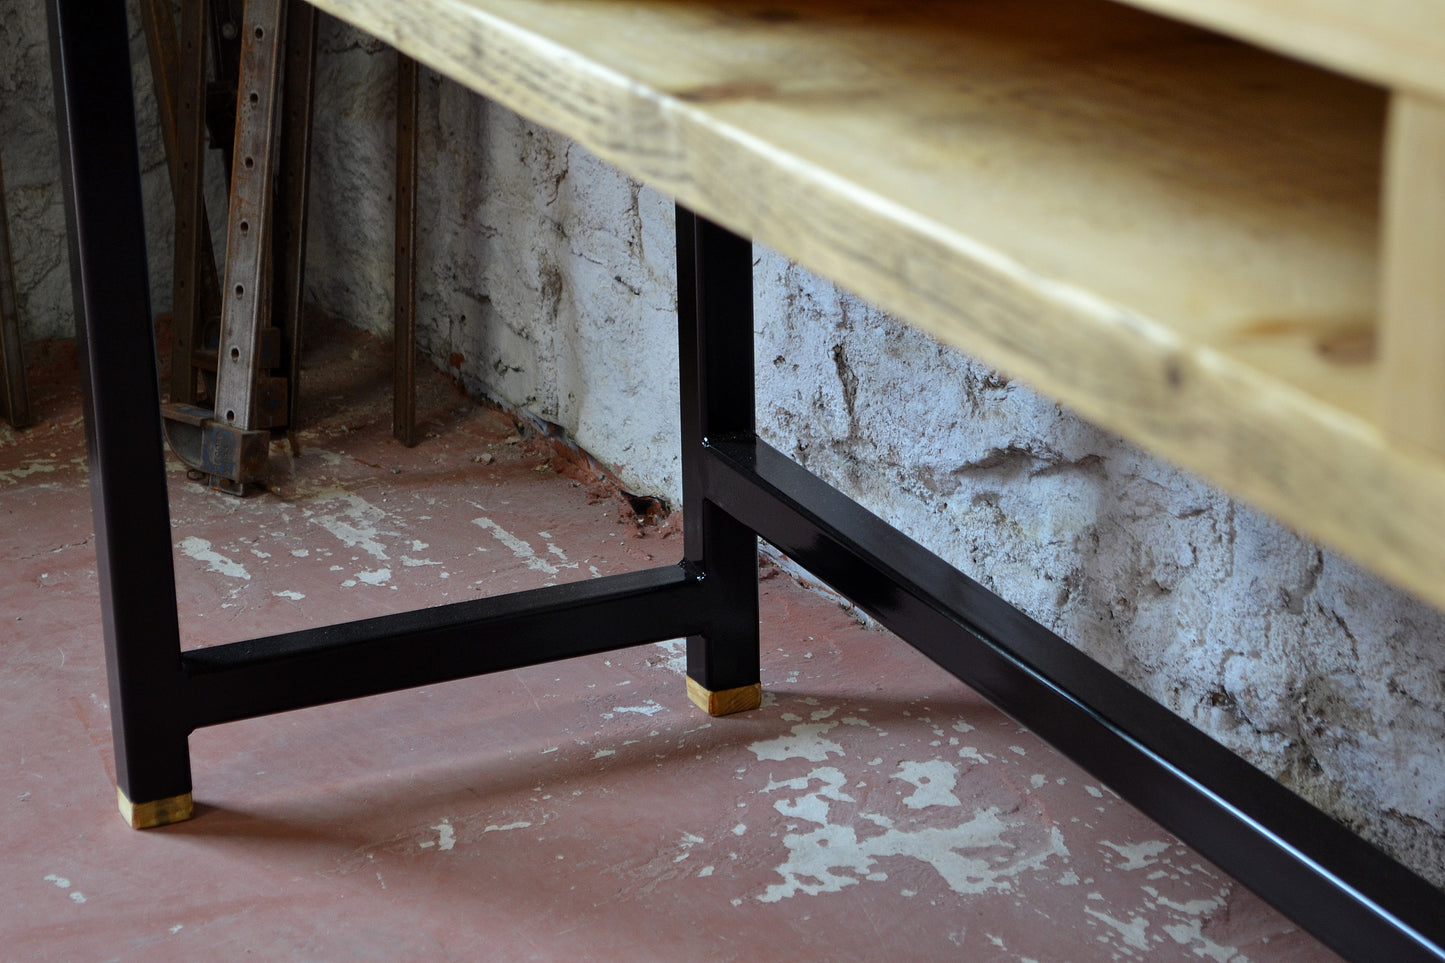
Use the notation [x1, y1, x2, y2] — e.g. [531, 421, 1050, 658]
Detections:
[1111, 0, 1445, 105]
[686, 678, 763, 717]
[304, 0, 1445, 610]
[312, 0, 1383, 405]
[1380, 92, 1445, 455]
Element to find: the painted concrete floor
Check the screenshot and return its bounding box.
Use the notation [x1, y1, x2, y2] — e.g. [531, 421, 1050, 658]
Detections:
[0, 321, 1338, 961]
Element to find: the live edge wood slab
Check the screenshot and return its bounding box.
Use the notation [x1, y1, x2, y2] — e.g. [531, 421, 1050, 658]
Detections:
[304, 0, 1445, 611]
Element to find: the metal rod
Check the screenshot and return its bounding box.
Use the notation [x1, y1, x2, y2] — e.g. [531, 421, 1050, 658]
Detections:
[214, 0, 287, 431]
[676, 207, 760, 695]
[47, 0, 192, 806]
[206, 0, 244, 183]
[165, 0, 213, 405]
[393, 51, 420, 447]
[0, 148, 30, 429]
[140, 0, 223, 405]
[704, 436, 1445, 963]
[275, 0, 318, 446]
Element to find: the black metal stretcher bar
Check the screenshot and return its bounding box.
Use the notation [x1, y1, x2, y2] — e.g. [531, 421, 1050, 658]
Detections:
[46, 1, 1445, 961]
[704, 437, 1445, 962]
[180, 566, 713, 730]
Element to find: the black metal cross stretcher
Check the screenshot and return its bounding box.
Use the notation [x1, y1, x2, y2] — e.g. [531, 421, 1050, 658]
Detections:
[44, 2, 1445, 960]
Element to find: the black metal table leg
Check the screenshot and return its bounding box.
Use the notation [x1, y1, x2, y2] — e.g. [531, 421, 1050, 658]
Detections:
[47, 0, 194, 828]
[676, 208, 761, 715]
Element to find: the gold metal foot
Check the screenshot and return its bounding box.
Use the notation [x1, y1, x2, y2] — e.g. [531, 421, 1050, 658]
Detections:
[117, 787, 195, 829]
[686, 677, 762, 716]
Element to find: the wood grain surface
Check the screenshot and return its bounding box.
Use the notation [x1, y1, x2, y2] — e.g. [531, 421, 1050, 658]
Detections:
[1110, 0, 1445, 103]
[302, 0, 1445, 610]
[1381, 92, 1445, 456]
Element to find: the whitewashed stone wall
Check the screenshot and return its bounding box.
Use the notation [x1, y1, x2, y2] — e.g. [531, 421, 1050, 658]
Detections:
[0, 0, 175, 342]
[5, 11, 1443, 889]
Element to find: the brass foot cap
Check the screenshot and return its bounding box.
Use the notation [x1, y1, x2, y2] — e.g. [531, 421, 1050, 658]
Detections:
[686, 677, 762, 716]
[118, 787, 194, 829]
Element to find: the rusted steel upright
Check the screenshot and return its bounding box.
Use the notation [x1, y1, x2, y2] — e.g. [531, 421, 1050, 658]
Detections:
[160, 0, 218, 405]
[214, 0, 285, 431]
[0, 149, 30, 429]
[206, 0, 244, 182]
[155, 0, 311, 492]
[393, 52, 420, 447]
[213, 0, 287, 457]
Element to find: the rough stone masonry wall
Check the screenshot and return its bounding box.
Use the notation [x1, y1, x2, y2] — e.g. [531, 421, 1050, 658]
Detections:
[0, 0, 179, 342]
[5, 12, 1443, 889]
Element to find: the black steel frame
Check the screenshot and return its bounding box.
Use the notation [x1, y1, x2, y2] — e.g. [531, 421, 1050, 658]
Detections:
[47, 1, 1445, 960]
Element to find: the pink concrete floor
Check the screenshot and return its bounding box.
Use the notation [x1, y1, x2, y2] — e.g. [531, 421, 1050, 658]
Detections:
[0, 323, 1338, 961]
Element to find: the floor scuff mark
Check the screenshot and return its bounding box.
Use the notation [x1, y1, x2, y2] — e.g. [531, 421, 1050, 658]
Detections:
[472, 516, 560, 574]
[177, 536, 251, 581]
[419, 818, 456, 852]
[309, 492, 395, 562]
[748, 722, 845, 763]
[755, 764, 1069, 903]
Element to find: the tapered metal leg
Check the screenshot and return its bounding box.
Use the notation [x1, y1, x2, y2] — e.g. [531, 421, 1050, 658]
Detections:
[48, 0, 193, 825]
[676, 207, 760, 714]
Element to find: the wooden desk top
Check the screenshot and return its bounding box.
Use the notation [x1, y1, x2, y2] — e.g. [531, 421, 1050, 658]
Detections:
[1116, 0, 1445, 101]
[304, 0, 1445, 610]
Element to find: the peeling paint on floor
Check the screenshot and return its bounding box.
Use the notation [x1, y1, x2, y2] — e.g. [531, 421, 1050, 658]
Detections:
[472, 515, 564, 575]
[309, 492, 395, 562]
[177, 536, 252, 581]
[0, 319, 1338, 961]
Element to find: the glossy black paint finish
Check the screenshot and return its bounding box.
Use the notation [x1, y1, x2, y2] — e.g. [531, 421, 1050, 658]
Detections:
[704, 438, 1445, 963]
[180, 566, 708, 729]
[48, 0, 193, 803]
[677, 208, 761, 695]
